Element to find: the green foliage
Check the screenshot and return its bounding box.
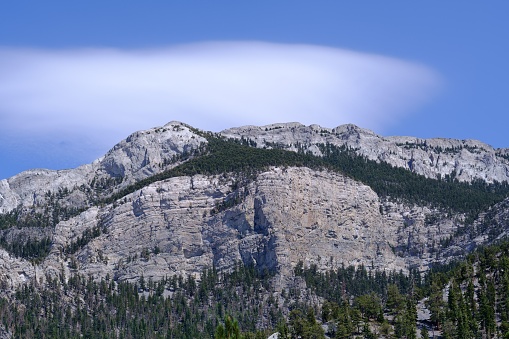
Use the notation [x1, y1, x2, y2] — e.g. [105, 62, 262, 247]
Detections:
[215, 315, 241, 339]
[0, 235, 51, 263]
[354, 293, 382, 320]
[295, 262, 421, 304]
[294, 241, 509, 338]
[64, 225, 106, 254]
[0, 210, 18, 230]
[288, 308, 325, 339]
[386, 284, 405, 313]
[5, 239, 509, 338]
[0, 263, 280, 338]
[420, 326, 430, 339]
[3, 134, 508, 261]
[0, 202, 85, 260]
[393, 299, 417, 339]
[295, 262, 421, 338]
[2, 133, 509, 337]
[419, 239, 509, 338]
[103, 136, 326, 205]
[318, 143, 509, 219]
[102, 136, 509, 231]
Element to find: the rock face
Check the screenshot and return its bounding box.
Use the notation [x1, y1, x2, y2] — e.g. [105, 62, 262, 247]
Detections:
[99, 121, 207, 183]
[6, 167, 459, 289]
[0, 121, 206, 214]
[221, 123, 509, 183]
[0, 121, 507, 291]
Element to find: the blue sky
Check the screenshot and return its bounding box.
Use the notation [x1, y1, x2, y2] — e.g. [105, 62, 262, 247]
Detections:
[1, 2, 508, 179]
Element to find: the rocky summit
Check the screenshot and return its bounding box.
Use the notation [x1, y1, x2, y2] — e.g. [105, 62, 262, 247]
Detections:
[1, 121, 509, 338]
[1, 121, 509, 288]
[222, 122, 509, 183]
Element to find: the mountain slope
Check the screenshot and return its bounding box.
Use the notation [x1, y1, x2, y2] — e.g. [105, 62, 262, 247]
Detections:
[0, 121, 508, 292]
[0, 121, 207, 214]
[0, 121, 509, 338]
[222, 122, 509, 183]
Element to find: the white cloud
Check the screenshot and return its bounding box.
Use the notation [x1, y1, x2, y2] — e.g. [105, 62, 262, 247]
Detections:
[0, 42, 442, 172]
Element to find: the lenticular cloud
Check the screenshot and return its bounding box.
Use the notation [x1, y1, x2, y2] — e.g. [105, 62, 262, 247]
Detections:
[0, 41, 441, 140]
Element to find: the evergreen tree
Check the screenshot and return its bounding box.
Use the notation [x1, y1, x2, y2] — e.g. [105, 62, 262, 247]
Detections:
[387, 284, 405, 314]
[420, 326, 430, 339]
[426, 280, 445, 331]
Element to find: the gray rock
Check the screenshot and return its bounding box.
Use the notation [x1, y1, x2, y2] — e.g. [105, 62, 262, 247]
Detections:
[221, 122, 509, 183]
[0, 121, 506, 290]
[0, 121, 206, 214]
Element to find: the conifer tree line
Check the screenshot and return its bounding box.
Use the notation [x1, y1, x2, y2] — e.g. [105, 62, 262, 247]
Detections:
[0, 240, 507, 337]
[0, 264, 278, 338]
[103, 134, 509, 220]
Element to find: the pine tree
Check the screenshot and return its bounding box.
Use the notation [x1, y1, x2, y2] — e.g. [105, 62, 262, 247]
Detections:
[420, 326, 430, 339]
[426, 280, 444, 331]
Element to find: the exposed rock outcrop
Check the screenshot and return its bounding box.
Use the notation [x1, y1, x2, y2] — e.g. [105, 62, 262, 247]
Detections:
[24, 167, 458, 289]
[221, 123, 509, 183]
[0, 121, 506, 291]
[0, 121, 206, 214]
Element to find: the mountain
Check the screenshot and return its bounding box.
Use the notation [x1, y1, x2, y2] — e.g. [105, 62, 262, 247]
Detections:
[1, 121, 509, 286]
[222, 122, 509, 183]
[1, 121, 509, 338]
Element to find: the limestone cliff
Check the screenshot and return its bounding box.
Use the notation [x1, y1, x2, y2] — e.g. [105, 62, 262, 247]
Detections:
[0, 121, 507, 292]
[1, 166, 460, 290]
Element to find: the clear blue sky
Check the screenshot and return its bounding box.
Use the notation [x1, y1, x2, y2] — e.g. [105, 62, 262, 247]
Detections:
[1, 1, 508, 179]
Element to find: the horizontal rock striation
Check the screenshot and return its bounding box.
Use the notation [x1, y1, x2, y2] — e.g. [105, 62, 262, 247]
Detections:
[0, 121, 506, 291]
[24, 167, 458, 288]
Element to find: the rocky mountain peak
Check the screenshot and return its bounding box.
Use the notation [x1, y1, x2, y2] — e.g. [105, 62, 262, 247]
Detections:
[1, 120, 509, 337]
[99, 120, 206, 181]
[0, 120, 508, 287]
[0, 121, 207, 214]
[331, 123, 376, 135]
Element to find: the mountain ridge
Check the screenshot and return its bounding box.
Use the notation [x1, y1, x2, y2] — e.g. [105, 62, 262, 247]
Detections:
[3, 119, 508, 216]
[0, 120, 508, 291]
[0, 120, 509, 337]
[221, 122, 509, 183]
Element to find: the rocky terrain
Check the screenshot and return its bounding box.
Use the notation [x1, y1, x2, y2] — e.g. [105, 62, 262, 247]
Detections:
[1, 121, 508, 292]
[222, 122, 509, 183]
[0, 121, 207, 214]
[0, 121, 508, 338]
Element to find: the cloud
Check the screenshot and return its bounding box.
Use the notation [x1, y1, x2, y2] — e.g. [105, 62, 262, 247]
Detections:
[0, 41, 442, 175]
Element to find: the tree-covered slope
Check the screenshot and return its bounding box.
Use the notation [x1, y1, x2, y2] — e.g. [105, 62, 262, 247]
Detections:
[3, 240, 509, 338]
